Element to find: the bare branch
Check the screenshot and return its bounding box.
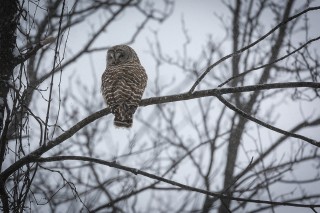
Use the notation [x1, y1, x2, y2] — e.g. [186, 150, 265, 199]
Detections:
[216, 94, 319, 147]
[14, 36, 56, 65]
[35, 155, 320, 210]
[188, 6, 320, 93]
[219, 35, 320, 87]
[1, 82, 319, 181]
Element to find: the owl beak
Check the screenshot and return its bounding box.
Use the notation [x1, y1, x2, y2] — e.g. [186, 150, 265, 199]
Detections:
[115, 52, 121, 61]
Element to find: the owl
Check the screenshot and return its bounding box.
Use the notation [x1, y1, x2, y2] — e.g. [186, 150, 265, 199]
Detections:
[101, 45, 147, 128]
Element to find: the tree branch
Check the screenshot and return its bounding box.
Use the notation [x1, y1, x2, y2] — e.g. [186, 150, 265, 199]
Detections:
[35, 155, 320, 210]
[188, 6, 320, 93]
[0, 82, 319, 180]
[14, 36, 56, 65]
[216, 94, 319, 147]
[218, 35, 320, 87]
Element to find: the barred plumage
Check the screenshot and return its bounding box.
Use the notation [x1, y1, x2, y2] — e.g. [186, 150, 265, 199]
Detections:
[101, 45, 147, 128]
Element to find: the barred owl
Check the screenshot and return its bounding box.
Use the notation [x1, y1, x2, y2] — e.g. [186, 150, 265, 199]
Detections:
[101, 45, 147, 128]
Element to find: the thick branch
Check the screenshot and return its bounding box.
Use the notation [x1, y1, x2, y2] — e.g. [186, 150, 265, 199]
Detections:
[35, 155, 320, 210]
[142, 82, 320, 106]
[0, 82, 319, 180]
[0, 108, 110, 180]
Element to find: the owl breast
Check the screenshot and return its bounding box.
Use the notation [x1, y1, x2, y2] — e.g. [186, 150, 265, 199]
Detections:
[101, 64, 147, 108]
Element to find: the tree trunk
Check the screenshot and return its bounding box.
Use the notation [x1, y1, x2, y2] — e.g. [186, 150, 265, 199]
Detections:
[217, 1, 294, 212]
[0, 0, 18, 169]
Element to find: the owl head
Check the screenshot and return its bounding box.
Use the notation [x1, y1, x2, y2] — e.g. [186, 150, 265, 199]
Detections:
[107, 45, 140, 66]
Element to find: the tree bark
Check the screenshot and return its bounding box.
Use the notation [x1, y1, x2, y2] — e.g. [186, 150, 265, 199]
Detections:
[0, 0, 18, 168]
[0, 1, 18, 211]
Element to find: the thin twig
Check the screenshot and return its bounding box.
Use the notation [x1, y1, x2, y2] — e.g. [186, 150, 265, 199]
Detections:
[14, 37, 56, 65]
[216, 94, 319, 147]
[218, 35, 320, 87]
[43, 0, 66, 146]
[188, 6, 320, 93]
[35, 155, 320, 210]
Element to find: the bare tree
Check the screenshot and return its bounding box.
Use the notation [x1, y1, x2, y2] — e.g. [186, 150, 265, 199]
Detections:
[0, 0, 320, 213]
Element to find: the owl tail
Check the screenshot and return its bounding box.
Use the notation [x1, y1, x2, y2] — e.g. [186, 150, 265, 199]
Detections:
[113, 104, 137, 128]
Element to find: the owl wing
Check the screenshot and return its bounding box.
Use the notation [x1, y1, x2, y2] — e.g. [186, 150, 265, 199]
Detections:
[123, 64, 147, 106]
